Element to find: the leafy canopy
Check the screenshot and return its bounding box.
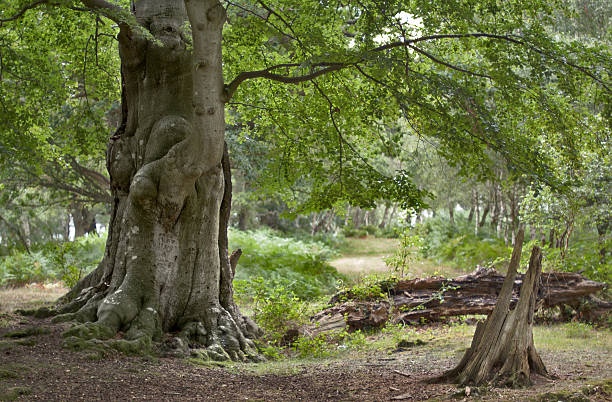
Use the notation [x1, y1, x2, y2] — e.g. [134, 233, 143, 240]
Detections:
[1, 0, 609, 213]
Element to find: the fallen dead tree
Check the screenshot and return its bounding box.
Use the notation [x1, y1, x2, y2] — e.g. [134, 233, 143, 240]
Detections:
[311, 266, 610, 333]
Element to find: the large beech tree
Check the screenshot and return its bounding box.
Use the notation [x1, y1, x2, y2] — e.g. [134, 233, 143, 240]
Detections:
[1, 0, 609, 360]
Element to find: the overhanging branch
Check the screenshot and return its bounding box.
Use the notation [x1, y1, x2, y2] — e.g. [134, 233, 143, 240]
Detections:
[0, 0, 128, 26]
[0, 0, 47, 24]
[225, 32, 610, 101]
[224, 63, 345, 101]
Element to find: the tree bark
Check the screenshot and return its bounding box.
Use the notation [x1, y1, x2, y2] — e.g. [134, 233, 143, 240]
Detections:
[353, 207, 363, 228]
[431, 228, 549, 387]
[478, 202, 489, 228]
[54, 0, 260, 362]
[320, 267, 608, 328]
[467, 205, 475, 223]
[596, 219, 610, 263]
[474, 190, 480, 236]
[387, 204, 397, 227]
[490, 184, 500, 229]
[379, 203, 390, 229]
[71, 203, 97, 238]
[0, 213, 31, 254]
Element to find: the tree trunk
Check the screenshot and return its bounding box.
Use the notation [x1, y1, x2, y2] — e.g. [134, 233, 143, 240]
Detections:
[54, 0, 260, 362]
[237, 206, 249, 231]
[322, 267, 608, 325]
[549, 229, 555, 249]
[312, 211, 332, 235]
[431, 228, 549, 387]
[64, 214, 71, 241]
[497, 195, 505, 239]
[388, 204, 397, 227]
[467, 205, 475, 223]
[474, 190, 480, 236]
[379, 203, 390, 229]
[20, 216, 31, 250]
[448, 203, 455, 226]
[478, 202, 489, 228]
[0, 214, 31, 253]
[560, 219, 574, 259]
[490, 184, 500, 229]
[596, 219, 610, 263]
[71, 203, 97, 238]
[509, 187, 519, 246]
[353, 207, 363, 228]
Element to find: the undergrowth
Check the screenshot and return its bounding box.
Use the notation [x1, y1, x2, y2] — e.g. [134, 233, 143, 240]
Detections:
[230, 228, 346, 300]
[416, 215, 511, 271]
[0, 234, 106, 287]
[416, 214, 611, 288]
[0, 229, 348, 299]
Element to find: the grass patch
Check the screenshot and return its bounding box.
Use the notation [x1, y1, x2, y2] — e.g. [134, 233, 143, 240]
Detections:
[534, 324, 612, 353]
[0, 284, 66, 313]
[0, 364, 30, 380]
[3, 326, 50, 339]
[338, 237, 398, 257]
[0, 386, 32, 401]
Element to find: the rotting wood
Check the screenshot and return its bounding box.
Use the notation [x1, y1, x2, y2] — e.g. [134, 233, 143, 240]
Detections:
[314, 261, 609, 333]
[431, 228, 549, 386]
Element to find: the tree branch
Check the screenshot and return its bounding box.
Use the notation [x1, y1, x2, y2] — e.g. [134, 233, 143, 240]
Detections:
[0, 0, 47, 24]
[0, 0, 128, 27]
[225, 31, 610, 101]
[67, 156, 111, 191]
[256, 0, 308, 53]
[407, 44, 492, 80]
[224, 63, 345, 101]
[0, 213, 31, 254]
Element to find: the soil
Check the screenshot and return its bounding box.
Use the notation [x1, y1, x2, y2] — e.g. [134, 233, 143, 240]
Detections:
[1, 312, 610, 401]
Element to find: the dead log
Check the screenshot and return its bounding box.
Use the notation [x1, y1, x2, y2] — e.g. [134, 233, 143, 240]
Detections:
[316, 252, 609, 332]
[309, 301, 390, 335]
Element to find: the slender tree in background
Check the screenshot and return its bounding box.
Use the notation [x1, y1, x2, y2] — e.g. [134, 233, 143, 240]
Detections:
[1, 0, 609, 360]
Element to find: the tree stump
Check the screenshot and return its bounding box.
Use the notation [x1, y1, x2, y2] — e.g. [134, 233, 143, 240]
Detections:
[432, 227, 549, 387]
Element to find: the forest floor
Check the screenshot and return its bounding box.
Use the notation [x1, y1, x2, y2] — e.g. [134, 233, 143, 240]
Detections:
[0, 238, 611, 401]
[1, 309, 610, 401]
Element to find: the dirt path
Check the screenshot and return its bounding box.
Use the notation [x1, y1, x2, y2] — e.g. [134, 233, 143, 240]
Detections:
[330, 255, 390, 275]
[330, 237, 464, 279]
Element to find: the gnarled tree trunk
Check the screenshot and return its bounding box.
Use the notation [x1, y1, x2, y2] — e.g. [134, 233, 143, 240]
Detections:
[53, 0, 260, 362]
[432, 227, 549, 387]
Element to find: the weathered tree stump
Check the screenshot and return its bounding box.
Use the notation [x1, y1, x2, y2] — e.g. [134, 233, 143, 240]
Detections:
[432, 228, 549, 387]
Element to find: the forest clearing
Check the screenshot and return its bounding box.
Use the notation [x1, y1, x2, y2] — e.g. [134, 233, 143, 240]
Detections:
[1, 0, 611, 400]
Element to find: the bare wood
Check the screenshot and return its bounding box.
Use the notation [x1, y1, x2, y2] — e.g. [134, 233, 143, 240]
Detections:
[324, 256, 608, 327]
[431, 232, 549, 387]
